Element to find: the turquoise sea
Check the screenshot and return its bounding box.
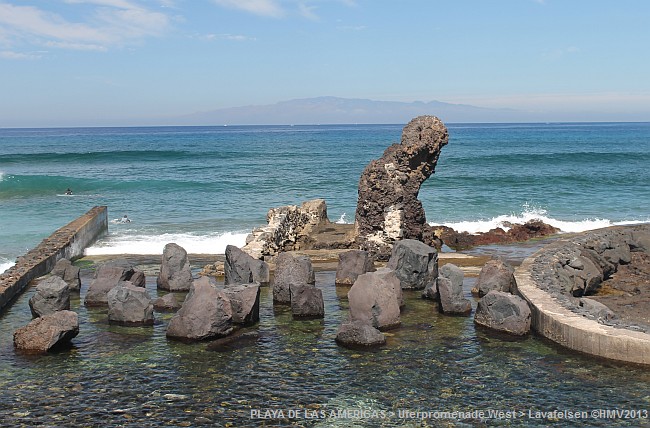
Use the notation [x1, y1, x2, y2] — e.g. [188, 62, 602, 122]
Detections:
[1, 122, 649, 270]
[1, 122, 650, 427]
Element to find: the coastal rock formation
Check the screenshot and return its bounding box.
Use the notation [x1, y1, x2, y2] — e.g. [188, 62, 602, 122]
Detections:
[243, 199, 330, 259]
[290, 284, 325, 318]
[129, 270, 146, 288]
[29, 276, 70, 318]
[335, 320, 386, 348]
[222, 283, 261, 325]
[355, 116, 448, 257]
[153, 293, 183, 312]
[474, 259, 517, 297]
[157, 243, 193, 292]
[107, 283, 154, 326]
[166, 277, 234, 341]
[272, 252, 315, 304]
[14, 310, 79, 353]
[335, 250, 375, 285]
[433, 220, 560, 251]
[51, 258, 81, 292]
[386, 239, 438, 290]
[474, 290, 531, 336]
[225, 245, 269, 286]
[437, 277, 472, 315]
[348, 270, 402, 330]
[85, 260, 137, 306]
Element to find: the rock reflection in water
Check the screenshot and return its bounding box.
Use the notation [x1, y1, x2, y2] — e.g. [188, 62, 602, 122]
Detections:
[0, 269, 649, 427]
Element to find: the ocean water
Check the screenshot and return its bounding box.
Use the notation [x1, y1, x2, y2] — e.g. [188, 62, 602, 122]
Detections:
[1, 122, 650, 270]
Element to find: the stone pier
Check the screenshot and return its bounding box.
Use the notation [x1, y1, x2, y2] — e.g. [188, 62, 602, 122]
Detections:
[0, 206, 108, 314]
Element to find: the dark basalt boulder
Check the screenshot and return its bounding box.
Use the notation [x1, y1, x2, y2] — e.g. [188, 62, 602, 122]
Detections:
[348, 270, 401, 330]
[166, 277, 234, 341]
[85, 260, 137, 306]
[222, 282, 261, 325]
[14, 310, 79, 353]
[437, 277, 472, 316]
[290, 284, 324, 319]
[107, 283, 154, 326]
[335, 249, 375, 286]
[355, 116, 449, 258]
[225, 245, 269, 286]
[157, 243, 193, 291]
[272, 252, 315, 304]
[29, 276, 70, 318]
[474, 259, 517, 297]
[386, 239, 438, 290]
[51, 258, 81, 292]
[153, 293, 183, 312]
[474, 290, 531, 336]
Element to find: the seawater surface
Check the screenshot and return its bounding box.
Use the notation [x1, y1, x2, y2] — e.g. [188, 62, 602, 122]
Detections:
[1, 268, 649, 427]
[1, 122, 649, 269]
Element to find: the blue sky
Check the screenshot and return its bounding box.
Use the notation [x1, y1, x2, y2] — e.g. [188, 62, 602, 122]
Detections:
[0, 0, 649, 126]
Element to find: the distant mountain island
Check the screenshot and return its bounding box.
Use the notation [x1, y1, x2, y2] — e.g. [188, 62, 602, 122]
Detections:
[176, 96, 527, 125]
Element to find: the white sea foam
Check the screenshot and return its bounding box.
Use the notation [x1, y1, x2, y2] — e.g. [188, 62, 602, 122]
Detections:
[0, 171, 5, 182]
[336, 213, 350, 224]
[434, 205, 648, 235]
[84, 231, 249, 255]
[1, 259, 14, 273]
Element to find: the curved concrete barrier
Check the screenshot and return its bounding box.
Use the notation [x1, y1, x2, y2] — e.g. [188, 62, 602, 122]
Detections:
[0, 206, 108, 314]
[514, 224, 650, 365]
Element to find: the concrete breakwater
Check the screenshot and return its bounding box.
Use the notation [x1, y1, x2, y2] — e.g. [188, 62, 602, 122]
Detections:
[515, 224, 650, 365]
[0, 206, 108, 314]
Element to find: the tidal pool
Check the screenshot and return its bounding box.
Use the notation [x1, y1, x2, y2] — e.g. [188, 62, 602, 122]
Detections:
[1, 264, 649, 427]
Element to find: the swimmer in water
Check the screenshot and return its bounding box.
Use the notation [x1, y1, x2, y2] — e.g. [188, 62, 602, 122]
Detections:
[65, 188, 72, 195]
[121, 215, 131, 223]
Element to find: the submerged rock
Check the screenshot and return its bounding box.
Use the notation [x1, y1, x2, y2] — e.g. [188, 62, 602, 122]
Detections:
[335, 320, 386, 348]
[355, 116, 449, 258]
[157, 243, 193, 292]
[14, 310, 79, 353]
[29, 276, 70, 318]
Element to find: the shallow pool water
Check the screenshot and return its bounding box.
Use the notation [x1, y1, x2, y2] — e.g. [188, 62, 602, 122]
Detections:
[1, 267, 649, 427]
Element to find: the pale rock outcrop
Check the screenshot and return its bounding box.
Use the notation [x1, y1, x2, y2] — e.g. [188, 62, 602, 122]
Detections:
[243, 199, 329, 259]
[157, 243, 193, 292]
[355, 116, 448, 258]
[14, 310, 79, 353]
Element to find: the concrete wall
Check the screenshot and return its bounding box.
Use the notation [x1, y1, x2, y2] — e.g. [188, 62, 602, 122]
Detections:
[0, 206, 108, 313]
[515, 224, 650, 365]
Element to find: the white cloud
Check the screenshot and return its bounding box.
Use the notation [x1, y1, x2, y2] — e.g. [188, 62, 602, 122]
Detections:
[0, 49, 41, 59]
[198, 33, 257, 42]
[298, 2, 319, 20]
[542, 46, 580, 61]
[0, 1, 170, 55]
[212, 0, 284, 18]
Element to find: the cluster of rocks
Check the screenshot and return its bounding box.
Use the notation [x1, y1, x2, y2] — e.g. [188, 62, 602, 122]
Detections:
[272, 252, 324, 318]
[14, 258, 81, 353]
[525, 225, 650, 330]
[432, 220, 560, 251]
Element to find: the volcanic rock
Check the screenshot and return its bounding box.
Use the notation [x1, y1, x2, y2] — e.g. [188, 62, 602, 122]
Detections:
[157, 243, 193, 292]
[335, 249, 375, 285]
[474, 290, 531, 336]
[14, 310, 79, 353]
[50, 258, 81, 292]
[29, 276, 70, 318]
[386, 239, 438, 290]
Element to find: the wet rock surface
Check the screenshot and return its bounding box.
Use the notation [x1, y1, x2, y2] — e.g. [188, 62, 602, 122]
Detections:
[474, 290, 531, 336]
[14, 310, 79, 353]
